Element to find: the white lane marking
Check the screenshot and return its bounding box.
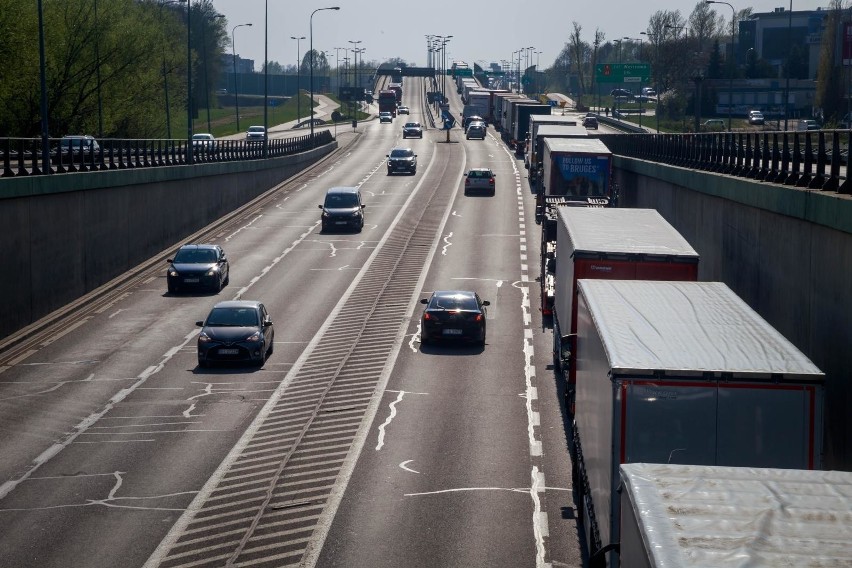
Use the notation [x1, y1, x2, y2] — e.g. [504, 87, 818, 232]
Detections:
[409, 322, 422, 352]
[451, 210, 461, 217]
[224, 214, 264, 242]
[375, 391, 405, 451]
[399, 460, 420, 474]
[108, 309, 125, 319]
[406, 486, 571, 497]
[441, 232, 453, 256]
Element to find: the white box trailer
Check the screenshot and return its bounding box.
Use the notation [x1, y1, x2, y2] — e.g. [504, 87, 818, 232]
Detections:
[573, 280, 825, 567]
[619, 463, 852, 568]
[525, 115, 581, 169]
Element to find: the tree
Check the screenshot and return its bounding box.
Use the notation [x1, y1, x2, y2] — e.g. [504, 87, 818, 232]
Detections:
[569, 22, 586, 96]
[815, 0, 846, 121]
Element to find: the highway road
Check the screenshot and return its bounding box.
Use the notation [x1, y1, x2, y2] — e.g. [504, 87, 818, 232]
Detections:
[0, 79, 584, 567]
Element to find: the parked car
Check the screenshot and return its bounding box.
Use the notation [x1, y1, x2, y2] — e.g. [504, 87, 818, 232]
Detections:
[379, 112, 393, 123]
[192, 133, 215, 152]
[245, 125, 267, 143]
[797, 119, 820, 131]
[464, 168, 496, 195]
[402, 122, 423, 138]
[466, 121, 487, 140]
[387, 147, 418, 174]
[582, 115, 599, 129]
[702, 119, 726, 131]
[167, 244, 230, 294]
[398, 106, 410, 115]
[420, 290, 490, 346]
[748, 110, 765, 125]
[196, 300, 274, 367]
[318, 186, 365, 232]
[52, 135, 99, 164]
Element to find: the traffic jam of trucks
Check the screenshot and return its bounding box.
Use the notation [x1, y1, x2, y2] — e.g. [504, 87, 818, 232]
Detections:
[482, 87, 830, 567]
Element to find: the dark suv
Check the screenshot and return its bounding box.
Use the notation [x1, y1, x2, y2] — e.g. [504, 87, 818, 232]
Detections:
[318, 186, 366, 232]
[386, 147, 417, 175]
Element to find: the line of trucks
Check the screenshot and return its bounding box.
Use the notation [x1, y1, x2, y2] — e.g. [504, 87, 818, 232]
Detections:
[490, 109, 830, 567]
[377, 81, 403, 117]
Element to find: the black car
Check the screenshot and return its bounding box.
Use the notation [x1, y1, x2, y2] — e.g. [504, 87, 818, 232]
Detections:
[319, 186, 366, 232]
[420, 290, 490, 346]
[167, 244, 230, 293]
[582, 116, 598, 129]
[53, 135, 100, 165]
[402, 122, 423, 138]
[196, 300, 274, 367]
[387, 147, 417, 175]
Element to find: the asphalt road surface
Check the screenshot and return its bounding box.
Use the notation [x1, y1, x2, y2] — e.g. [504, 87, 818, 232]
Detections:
[0, 78, 583, 568]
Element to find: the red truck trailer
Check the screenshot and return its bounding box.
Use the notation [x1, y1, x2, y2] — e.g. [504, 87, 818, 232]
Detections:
[377, 89, 397, 117]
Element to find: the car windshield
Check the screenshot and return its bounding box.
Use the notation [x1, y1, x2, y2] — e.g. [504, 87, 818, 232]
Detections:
[193, 134, 213, 140]
[174, 248, 218, 263]
[390, 149, 413, 158]
[404, 123, 420, 128]
[325, 193, 359, 207]
[60, 137, 91, 148]
[248, 127, 265, 133]
[206, 307, 259, 327]
[430, 293, 479, 311]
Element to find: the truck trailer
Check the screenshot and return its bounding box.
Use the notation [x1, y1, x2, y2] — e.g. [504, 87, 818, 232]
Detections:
[377, 89, 397, 117]
[462, 91, 491, 124]
[548, 208, 699, 378]
[525, 115, 580, 170]
[573, 280, 825, 567]
[527, 124, 586, 191]
[511, 103, 551, 155]
[493, 93, 526, 130]
[618, 463, 852, 568]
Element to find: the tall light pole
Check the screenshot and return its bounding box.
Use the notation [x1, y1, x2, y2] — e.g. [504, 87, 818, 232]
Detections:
[349, 40, 362, 94]
[310, 6, 340, 142]
[186, 0, 193, 164]
[232, 23, 252, 132]
[784, 0, 793, 130]
[333, 47, 345, 93]
[291, 35, 305, 122]
[37, 0, 49, 170]
[203, 13, 225, 133]
[707, 0, 735, 131]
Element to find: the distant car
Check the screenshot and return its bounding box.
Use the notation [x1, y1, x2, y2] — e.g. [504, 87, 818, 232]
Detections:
[748, 110, 765, 125]
[387, 147, 418, 175]
[196, 300, 274, 367]
[379, 112, 393, 123]
[402, 122, 423, 138]
[420, 290, 490, 346]
[582, 116, 599, 129]
[702, 119, 726, 131]
[610, 88, 633, 99]
[167, 244, 230, 294]
[463, 115, 484, 129]
[245, 125, 267, 143]
[215, 88, 228, 95]
[466, 121, 487, 140]
[642, 87, 656, 97]
[398, 106, 410, 115]
[318, 186, 365, 232]
[464, 168, 496, 195]
[797, 119, 820, 131]
[192, 133, 215, 152]
[53, 135, 100, 164]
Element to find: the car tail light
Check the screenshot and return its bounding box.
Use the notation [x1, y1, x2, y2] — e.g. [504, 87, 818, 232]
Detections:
[423, 312, 433, 320]
[474, 314, 483, 322]
[489, 178, 494, 184]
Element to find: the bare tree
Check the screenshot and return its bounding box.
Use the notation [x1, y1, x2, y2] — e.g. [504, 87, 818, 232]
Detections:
[570, 22, 586, 95]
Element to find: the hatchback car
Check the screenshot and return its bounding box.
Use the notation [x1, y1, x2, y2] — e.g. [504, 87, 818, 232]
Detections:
[464, 168, 496, 195]
[420, 290, 490, 346]
[379, 112, 393, 123]
[192, 133, 215, 152]
[387, 147, 417, 175]
[167, 244, 230, 293]
[245, 125, 267, 143]
[798, 119, 820, 131]
[582, 116, 599, 129]
[748, 110, 765, 125]
[318, 186, 366, 232]
[53, 135, 100, 164]
[398, 106, 410, 115]
[402, 122, 423, 138]
[702, 119, 726, 131]
[466, 121, 486, 140]
[196, 300, 274, 367]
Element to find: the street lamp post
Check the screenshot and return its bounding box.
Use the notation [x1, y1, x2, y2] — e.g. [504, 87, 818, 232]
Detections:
[784, 0, 793, 130]
[186, 0, 193, 164]
[232, 23, 252, 132]
[707, 0, 735, 131]
[348, 40, 362, 96]
[203, 14, 225, 133]
[37, 0, 49, 171]
[291, 36, 306, 122]
[310, 6, 341, 142]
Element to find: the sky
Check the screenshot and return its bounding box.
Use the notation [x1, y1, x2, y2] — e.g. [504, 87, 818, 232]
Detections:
[213, 0, 830, 72]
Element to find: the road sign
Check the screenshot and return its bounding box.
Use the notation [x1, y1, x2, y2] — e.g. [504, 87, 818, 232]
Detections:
[595, 63, 651, 83]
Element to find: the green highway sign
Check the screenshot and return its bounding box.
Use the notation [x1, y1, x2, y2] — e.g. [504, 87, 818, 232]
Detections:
[595, 63, 651, 83]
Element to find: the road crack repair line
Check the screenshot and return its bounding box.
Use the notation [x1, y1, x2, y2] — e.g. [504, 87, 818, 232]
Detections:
[375, 389, 428, 451]
[441, 231, 453, 255]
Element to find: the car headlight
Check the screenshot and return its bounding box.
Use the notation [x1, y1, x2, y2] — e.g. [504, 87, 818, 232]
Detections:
[169, 269, 179, 277]
[198, 332, 211, 342]
[206, 268, 218, 276]
[322, 210, 330, 218]
[247, 332, 261, 342]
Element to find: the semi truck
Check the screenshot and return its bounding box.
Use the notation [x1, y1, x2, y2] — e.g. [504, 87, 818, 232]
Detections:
[536, 137, 614, 223]
[462, 91, 491, 125]
[547, 208, 699, 382]
[493, 93, 525, 130]
[572, 279, 825, 567]
[526, 123, 585, 189]
[511, 103, 551, 155]
[387, 82, 403, 103]
[377, 89, 397, 117]
[618, 463, 852, 568]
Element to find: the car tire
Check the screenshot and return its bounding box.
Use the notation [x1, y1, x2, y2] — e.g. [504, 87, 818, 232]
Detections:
[223, 272, 229, 286]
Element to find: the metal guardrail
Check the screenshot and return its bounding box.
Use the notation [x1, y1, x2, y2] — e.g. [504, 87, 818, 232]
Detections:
[0, 131, 335, 178]
[599, 130, 851, 194]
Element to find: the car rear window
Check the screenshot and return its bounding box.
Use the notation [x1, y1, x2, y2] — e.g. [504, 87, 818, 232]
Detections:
[430, 294, 479, 311]
[469, 170, 491, 178]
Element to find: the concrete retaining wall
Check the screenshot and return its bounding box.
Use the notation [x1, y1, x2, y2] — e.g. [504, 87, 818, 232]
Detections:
[614, 157, 852, 471]
[0, 143, 336, 340]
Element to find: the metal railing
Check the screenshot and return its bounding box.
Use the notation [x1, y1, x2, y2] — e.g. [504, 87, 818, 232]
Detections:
[599, 130, 851, 194]
[0, 131, 335, 178]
